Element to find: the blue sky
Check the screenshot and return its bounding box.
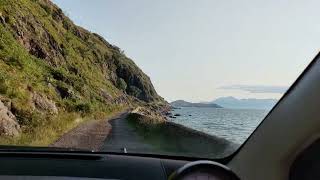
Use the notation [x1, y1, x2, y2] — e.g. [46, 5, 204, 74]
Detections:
[52, 0, 318, 102]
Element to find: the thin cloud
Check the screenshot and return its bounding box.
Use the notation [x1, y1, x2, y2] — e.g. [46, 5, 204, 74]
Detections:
[218, 85, 289, 94]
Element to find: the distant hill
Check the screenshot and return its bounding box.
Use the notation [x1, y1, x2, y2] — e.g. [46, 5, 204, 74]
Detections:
[171, 100, 222, 108]
[211, 96, 277, 110]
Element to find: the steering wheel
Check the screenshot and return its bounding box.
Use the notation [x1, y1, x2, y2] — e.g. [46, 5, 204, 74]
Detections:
[169, 160, 240, 180]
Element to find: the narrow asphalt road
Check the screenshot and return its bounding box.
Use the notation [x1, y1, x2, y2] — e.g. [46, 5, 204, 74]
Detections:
[101, 113, 155, 153]
[51, 111, 127, 151]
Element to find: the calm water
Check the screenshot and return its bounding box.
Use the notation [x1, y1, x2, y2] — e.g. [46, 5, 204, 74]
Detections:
[169, 107, 269, 145]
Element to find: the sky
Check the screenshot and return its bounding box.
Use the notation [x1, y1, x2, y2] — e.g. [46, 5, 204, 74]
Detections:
[52, 0, 319, 102]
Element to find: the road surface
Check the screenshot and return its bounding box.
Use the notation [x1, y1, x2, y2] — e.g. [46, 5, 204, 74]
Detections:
[101, 113, 155, 153]
[51, 111, 126, 151]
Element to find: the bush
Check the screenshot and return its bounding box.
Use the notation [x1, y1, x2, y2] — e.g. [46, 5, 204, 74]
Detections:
[50, 67, 66, 81]
[51, 67, 84, 92]
[55, 82, 70, 98]
[127, 85, 142, 98]
[116, 78, 127, 91]
[75, 102, 92, 113]
[62, 98, 92, 114]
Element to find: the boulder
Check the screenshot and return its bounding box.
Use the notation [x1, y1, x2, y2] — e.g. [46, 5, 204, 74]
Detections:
[130, 107, 166, 124]
[174, 113, 181, 116]
[0, 96, 12, 110]
[0, 100, 20, 136]
[113, 95, 129, 105]
[32, 93, 58, 114]
[100, 89, 113, 102]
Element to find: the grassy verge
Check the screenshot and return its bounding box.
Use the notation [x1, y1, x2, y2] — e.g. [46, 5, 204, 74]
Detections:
[0, 106, 126, 146]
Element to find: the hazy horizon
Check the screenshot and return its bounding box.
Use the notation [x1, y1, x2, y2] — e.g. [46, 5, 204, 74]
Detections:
[53, 0, 318, 102]
[171, 96, 279, 104]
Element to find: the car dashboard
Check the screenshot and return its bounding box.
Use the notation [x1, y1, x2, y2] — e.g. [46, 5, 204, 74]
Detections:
[0, 151, 239, 180]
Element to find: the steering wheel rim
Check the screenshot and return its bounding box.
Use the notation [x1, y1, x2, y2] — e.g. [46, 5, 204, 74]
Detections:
[169, 160, 240, 180]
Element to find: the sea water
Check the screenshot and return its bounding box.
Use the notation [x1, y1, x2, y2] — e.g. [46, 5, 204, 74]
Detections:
[169, 107, 269, 145]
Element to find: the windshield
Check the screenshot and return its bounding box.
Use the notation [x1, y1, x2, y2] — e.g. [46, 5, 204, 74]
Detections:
[0, 0, 316, 159]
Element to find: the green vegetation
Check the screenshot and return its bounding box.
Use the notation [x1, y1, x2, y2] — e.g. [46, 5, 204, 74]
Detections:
[0, 0, 165, 146]
[0, 108, 123, 146]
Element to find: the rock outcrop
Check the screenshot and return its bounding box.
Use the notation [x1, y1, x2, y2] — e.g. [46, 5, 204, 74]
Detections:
[129, 107, 166, 125]
[32, 92, 58, 114]
[0, 100, 20, 136]
[0, 0, 162, 103]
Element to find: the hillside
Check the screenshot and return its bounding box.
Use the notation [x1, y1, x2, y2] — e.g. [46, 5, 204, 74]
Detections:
[0, 0, 166, 145]
[211, 96, 277, 110]
[171, 100, 222, 108]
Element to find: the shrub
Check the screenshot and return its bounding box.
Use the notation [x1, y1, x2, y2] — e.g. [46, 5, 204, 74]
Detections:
[51, 67, 84, 92]
[55, 82, 74, 99]
[116, 78, 127, 91]
[50, 67, 66, 81]
[75, 102, 92, 113]
[127, 85, 142, 98]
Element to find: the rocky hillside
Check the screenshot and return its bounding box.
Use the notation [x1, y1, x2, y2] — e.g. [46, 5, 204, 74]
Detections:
[0, 0, 166, 145]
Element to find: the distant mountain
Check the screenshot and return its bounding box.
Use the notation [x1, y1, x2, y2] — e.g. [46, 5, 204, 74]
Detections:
[211, 96, 278, 110]
[171, 100, 222, 108]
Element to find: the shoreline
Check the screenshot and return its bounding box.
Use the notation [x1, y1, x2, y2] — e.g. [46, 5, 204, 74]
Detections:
[49, 108, 238, 158]
[128, 113, 238, 158]
[165, 120, 233, 144]
[164, 121, 238, 157]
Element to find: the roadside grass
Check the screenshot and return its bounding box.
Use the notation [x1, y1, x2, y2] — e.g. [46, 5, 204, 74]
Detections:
[0, 106, 126, 146]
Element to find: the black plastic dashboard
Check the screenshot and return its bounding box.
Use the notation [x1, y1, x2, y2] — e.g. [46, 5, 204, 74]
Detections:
[0, 151, 187, 180]
[0, 151, 240, 180]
